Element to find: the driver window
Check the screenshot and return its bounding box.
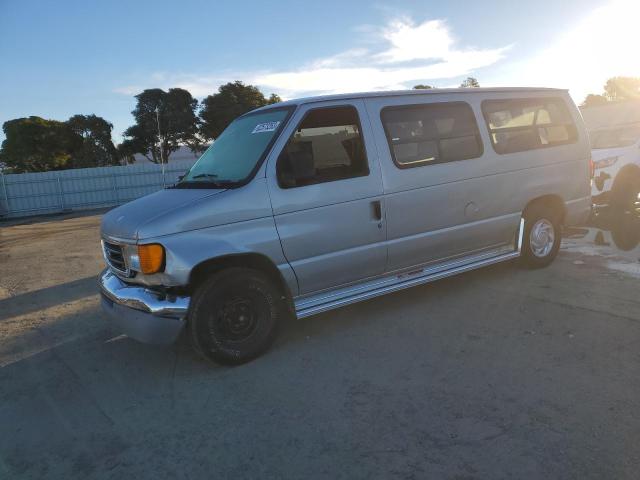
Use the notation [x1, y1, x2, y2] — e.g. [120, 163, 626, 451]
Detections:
[277, 106, 369, 188]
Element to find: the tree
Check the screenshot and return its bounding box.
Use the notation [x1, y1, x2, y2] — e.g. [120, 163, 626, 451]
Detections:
[460, 77, 480, 88]
[413, 84, 433, 89]
[604, 76, 640, 101]
[200, 81, 281, 140]
[66, 114, 119, 167]
[123, 88, 202, 164]
[0, 117, 81, 173]
[580, 94, 609, 108]
[117, 139, 140, 164]
[580, 76, 640, 108]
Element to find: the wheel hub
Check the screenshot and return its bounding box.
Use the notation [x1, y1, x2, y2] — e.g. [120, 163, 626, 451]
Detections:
[530, 219, 555, 258]
[219, 298, 257, 339]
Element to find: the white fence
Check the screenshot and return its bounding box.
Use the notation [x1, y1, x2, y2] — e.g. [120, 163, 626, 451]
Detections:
[0, 159, 196, 219]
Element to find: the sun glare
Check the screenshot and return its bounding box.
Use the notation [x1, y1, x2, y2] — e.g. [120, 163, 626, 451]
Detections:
[519, 0, 640, 101]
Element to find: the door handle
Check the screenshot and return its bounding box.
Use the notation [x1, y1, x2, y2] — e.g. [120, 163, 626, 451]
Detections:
[371, 200, 382, 222]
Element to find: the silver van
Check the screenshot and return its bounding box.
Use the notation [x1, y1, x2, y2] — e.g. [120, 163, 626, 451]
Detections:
[100, 88, 591, 364]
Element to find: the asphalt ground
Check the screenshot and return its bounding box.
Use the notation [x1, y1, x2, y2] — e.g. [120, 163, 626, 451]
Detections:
[1, 208, 639, 479]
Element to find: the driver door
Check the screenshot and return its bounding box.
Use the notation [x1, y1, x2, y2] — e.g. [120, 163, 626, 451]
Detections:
[266, 100, 387, 295]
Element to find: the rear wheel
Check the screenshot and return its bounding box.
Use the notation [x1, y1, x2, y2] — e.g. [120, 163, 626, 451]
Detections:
[520, 205, 562, 269]
[188, 268, 284, 365]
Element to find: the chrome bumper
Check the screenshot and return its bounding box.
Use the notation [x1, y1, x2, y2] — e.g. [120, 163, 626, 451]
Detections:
[99, 269, 190, 344]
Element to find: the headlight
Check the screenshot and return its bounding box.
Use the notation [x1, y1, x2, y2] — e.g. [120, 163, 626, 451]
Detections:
[123, 243, 165, 274]
[594, 156, 618, 169]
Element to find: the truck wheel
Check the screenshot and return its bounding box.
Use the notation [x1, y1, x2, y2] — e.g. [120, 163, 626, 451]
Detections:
[188, 268, 284, 365]
[611, 172, 640, 213]
[520, 205, 562, 269]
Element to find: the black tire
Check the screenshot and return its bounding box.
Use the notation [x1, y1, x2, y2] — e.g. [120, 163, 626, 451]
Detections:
[188, 268, 284, 365]
[610, 211, 640, 251]
[611, 172, 640, 213]
[520, 204, 562, 269]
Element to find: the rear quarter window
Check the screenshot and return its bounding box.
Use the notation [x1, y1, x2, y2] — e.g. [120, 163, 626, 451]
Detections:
[481, 98, 577, 154]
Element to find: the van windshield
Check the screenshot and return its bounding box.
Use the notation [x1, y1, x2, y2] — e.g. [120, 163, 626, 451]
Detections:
[178, 107, 292, 187]
[590, 124, 640, 149]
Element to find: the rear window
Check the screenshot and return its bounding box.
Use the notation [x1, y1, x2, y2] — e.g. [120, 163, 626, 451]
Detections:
[381, 102, 483, 168]
[482, 98, 577, 154]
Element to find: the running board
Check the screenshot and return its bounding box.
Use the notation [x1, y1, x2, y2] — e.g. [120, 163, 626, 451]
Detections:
[294, 218, 524, 319]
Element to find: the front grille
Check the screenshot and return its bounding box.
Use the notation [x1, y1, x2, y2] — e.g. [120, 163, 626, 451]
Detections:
[102, 240, 129, 275]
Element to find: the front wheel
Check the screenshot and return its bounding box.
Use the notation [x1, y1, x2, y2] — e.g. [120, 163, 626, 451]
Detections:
[520, 206, 562, 269]
[188, 268, 285, 365]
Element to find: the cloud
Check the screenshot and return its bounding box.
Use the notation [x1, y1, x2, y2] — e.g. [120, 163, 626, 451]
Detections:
[115, 72, 240, 98]
[375, 19, 454, 63]
[113, 85, 143, 95]
[307, 48, 370, 69]
[250, 19, 509, 97]
[114, 17, 509, 99]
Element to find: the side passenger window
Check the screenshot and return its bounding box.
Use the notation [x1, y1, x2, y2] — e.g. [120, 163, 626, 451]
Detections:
[381, 102, 483, 168]
[277, 106, 369, 188]
[482, 98, 578, 154]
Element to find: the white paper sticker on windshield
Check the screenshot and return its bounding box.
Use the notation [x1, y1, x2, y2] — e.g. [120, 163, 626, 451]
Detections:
[251, 121, 280, 134]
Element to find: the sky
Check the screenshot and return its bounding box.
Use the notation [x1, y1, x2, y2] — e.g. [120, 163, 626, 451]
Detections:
[1, 0, 639, 143]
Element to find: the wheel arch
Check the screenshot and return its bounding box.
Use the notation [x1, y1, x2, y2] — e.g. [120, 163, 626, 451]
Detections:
[522, 194, 567, 224]
[189, 253, 294, 310]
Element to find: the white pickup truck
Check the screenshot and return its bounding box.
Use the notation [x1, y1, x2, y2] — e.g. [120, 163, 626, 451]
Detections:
[582, 101, 640, 210]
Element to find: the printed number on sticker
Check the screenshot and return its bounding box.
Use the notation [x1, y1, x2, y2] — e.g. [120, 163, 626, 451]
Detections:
[251, 121, 280, 134]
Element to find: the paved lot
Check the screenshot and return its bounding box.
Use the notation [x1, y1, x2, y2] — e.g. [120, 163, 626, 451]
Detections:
[1, 210, 639, 479]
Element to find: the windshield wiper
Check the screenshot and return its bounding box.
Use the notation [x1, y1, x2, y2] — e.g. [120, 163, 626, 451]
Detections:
[173, 175, 237, 189]
[190, 173, 219, 180]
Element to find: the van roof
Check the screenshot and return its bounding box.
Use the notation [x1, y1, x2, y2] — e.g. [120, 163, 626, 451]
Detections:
[255, 87, 568, 110]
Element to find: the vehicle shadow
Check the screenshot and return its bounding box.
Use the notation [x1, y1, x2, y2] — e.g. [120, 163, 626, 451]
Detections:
[276, 259, 519, 350]
[0, 276, 100, 320]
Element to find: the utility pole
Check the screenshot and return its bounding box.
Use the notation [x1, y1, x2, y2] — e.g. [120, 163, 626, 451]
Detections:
[156, 106, 165, 184]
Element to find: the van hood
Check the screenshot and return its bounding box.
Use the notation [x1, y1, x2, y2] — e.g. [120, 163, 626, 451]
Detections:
[101, 188, 226, 240]
[101, 178, 273, 241]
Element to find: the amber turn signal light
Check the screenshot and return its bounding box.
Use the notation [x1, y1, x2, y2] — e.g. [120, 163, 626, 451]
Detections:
[137, 244, 165, 274]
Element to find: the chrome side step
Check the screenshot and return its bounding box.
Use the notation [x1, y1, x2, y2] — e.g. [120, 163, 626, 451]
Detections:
[294, 218, 524, 319]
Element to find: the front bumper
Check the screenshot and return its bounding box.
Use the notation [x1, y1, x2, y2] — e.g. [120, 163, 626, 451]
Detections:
[99, 269, 190, 344]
